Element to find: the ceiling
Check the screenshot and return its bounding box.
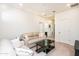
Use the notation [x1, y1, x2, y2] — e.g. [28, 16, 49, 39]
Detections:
[20, 3, 68, 16]
[0, 3, 78, 19]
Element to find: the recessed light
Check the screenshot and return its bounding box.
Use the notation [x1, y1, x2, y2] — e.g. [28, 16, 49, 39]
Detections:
[66, 4, 71, 8]
[19, 3, 23, 7]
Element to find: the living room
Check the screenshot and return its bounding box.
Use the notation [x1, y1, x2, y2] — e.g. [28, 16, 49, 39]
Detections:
[0, 3, 79, 56]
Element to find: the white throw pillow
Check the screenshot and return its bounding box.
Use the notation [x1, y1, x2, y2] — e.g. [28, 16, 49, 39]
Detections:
[39, 33, 45, 38]
[11, 37, 24, 48]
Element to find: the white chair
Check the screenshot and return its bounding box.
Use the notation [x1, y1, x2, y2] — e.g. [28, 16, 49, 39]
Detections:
[11, 37, 34, 56]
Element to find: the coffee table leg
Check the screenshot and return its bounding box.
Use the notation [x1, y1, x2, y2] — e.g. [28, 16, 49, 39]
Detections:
[36, 44, 38, 50]
[45, 49, 47, 54]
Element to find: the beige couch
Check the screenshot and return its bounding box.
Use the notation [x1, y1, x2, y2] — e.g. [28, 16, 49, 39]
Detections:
[22, 32, 45, 48]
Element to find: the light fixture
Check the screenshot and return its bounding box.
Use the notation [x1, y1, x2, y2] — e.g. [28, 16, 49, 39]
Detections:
[66, 3, 71, 8]
[18, 3, 23, 7]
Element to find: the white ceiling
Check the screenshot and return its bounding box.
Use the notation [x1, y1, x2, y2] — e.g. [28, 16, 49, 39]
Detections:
[24, 3, 67, 13]
[0, 3, 77, 18]
[21, 3, 68, 16]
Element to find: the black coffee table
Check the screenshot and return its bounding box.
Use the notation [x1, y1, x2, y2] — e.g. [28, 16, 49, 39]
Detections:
[35, 39, 55, 54]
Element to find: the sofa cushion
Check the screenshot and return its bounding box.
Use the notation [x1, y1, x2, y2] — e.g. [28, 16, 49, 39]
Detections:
[23, 32, 39, 40]
[28, 38, 44, 44]
[15, 48, 34, 56]
[22, 32, 45, 48]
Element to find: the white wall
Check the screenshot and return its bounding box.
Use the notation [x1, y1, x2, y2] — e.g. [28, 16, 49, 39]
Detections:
[0, 7, 41, 39]
[0, 6, 52, 40]
[55, 7, 79, 46]
[0, 10, 2, 39]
